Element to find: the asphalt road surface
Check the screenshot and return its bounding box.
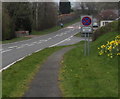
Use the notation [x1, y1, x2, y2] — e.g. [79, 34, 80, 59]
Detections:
[1, 22, 85, 71]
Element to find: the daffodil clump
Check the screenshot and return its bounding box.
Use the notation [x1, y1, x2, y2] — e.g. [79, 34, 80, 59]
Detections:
[98, 35, 120, 58]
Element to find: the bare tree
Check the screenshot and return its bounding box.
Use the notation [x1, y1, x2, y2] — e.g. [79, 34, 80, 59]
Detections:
[31, 2, 57, 31]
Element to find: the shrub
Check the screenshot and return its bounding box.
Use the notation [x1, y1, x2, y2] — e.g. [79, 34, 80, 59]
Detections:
[92, 21, 119, 41]
[2, 6, 15, 40]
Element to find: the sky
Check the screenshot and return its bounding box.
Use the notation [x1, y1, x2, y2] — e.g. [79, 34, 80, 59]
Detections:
[53, 0, 119, 2]
[2, 0, 119, 2]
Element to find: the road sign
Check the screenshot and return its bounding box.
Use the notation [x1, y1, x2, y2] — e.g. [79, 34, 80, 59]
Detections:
[81, 27, 92, 33]
[81, 15, 92, 33]
[80, 15, 93, 56]
[82, 17, 91, 26]
[81, 16, 92, 27]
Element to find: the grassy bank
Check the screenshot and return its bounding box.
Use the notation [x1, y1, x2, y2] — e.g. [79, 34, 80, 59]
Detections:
[93, 21, 119, 41]
[59, 31, 119, 97]
[2, 37, 31, 44]
[31, 18, 80, 35]
[74, 32, 81, 37]
[2, 46, 64, 97]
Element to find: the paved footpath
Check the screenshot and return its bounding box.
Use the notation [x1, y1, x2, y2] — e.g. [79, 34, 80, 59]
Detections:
[23, 46, 75, 97]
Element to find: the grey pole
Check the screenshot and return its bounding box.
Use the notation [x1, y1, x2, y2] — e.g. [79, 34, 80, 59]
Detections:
[84, 33, 87, 56]
[88, 33, 90, 56]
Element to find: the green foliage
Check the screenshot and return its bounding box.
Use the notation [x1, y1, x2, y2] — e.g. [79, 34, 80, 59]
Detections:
[93, 21, 119, 41]
[2, 5, 15, 40]
[2, 2, 32, 40]
[13, 2, 32, 32]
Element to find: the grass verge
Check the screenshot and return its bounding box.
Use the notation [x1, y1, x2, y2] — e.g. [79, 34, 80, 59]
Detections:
[31, 18, 80, 35]
[74, 32, 81, 37]
[2, 37, 31, 44]
[59, 31, 119, 97]
[2, 46, 65, 97]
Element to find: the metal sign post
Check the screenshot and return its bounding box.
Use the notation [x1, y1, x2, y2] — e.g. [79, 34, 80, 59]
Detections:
[88, 32, 90, 56]
[81, 15, 92, 56]
[84, 33, 87, 56]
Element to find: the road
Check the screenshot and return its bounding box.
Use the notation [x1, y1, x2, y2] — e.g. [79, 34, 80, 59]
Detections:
[1, 22, 84, 71]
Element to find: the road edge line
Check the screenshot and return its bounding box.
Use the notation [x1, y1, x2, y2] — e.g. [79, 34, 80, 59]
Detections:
[0, 49, 43, 72]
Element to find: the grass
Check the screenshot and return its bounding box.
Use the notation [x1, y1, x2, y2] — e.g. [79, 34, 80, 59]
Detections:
[59, 31, 119, 97]
[2, 46, 65, 97]
[74, 32, 81, 37]
[2, 37, 31, 44]
[93, 20, 119, 41]
[31, 18, 80, 35]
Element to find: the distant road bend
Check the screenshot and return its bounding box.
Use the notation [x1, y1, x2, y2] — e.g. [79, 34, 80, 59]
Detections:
[1, 22, 82, 71]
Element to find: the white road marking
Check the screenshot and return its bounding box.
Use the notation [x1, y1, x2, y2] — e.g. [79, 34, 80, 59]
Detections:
[28, 43, 35, 46]
[0, 61, 16, 72]
[54, 35, 58, 37]
[17, 56, 26, 61]
[39, 40, 43, 41]
[33, 42, 37, 44]
[49, 31, 79, 47]
[0, 56, 27, 72]
[16, 43, 29, 49]
[16, 46, 24, 49]
[15, 44, 29, 49]
[37, 42, 42, 44]
[54, 33, 65, 37]
[49, 36, 73, 47]
[28, 54, 32, 56]
[0, 48, 43, 72]
[0, 49, 4, 51]
[66, 26, 74, 29]
[66, 38, 71, 41]
[23, 44, 29, 46]
[63, 33, 67, 35]
[2, 39, 31, 45]
[1, 49, 12, 53]
[16, 47, 22, 49]
[35, 49, 42, 53]
[8, 46, 18, 49]
[47, 38, 52, 40]
[39, 40, 47, 42]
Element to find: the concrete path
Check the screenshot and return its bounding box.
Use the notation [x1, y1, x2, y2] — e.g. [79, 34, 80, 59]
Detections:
[23, 46, 75, 97]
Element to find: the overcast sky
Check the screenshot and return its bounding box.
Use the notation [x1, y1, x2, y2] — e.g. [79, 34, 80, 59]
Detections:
[53, 0, 119, 2]
[2, 0, 119, 2]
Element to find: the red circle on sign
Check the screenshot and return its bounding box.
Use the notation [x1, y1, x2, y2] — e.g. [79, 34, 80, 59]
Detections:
[82, 17, 91, 26]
